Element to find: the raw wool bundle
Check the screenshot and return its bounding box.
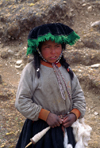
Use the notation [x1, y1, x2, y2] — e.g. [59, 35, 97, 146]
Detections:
[71, 118, 92, 148]
[63, 118, 92, 148]
[63, 129, 73, 148]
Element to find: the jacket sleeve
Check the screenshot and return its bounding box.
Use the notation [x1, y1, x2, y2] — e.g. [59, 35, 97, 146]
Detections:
[15, 62, 42, 121]
[71, 73, 86, 118]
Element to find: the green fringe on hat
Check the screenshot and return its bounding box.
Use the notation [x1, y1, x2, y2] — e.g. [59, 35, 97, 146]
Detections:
[27, 31, 80, 55]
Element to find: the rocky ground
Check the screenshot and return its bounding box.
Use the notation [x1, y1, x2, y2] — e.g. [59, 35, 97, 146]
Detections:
[0, 0, 100, 148]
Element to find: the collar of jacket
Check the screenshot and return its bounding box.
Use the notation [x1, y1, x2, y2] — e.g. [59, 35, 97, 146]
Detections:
[41, 60, 61, 68]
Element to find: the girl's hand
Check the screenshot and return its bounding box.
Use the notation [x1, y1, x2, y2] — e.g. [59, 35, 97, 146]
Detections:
[62, 113, 76, 128]
[46, 113, 62, 128]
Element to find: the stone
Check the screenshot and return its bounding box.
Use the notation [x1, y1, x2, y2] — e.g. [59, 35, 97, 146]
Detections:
[15, 64, 24, 69]
[1, 51, 8, 59]
[94, 112, 99, 116]
[87, 6, 92, 11]
[82, 32, 100, 49]
[16, 60, 23, 65]
[90, 63, 100, 68]
[8, 50, 14, 56]
[5, 22, 20, 40]
[15, 60, 23, 70]
[91, 20, 100, 31]
[82, 3, 87, 7]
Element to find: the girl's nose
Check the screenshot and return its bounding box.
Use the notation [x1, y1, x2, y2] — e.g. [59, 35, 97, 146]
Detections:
[51, 47, 55, 54]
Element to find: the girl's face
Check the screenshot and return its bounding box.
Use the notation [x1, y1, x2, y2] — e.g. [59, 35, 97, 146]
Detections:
[41, 40, 62, 63]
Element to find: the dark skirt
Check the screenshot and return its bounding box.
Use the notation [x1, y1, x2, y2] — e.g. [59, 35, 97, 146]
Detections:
[16, 119, 76, 148]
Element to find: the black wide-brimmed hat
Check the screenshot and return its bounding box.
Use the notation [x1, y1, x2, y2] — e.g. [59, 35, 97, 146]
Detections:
[27, 23, 80, 55]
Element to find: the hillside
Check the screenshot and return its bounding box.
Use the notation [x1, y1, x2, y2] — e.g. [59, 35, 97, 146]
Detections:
[0, 0, 100, 147]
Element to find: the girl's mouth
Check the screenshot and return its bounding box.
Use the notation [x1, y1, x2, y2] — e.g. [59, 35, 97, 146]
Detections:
[50, 57, 57, 60]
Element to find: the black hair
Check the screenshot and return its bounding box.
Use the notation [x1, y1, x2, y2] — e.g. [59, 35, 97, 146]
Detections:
[33, 42, 74, 80]
[33, 51, 41, 78]
[60, 55, 74, 80]
[60, 43, 74, 80]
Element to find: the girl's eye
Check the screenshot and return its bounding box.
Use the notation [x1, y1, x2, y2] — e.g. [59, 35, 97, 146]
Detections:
[55, 45, 60, 47]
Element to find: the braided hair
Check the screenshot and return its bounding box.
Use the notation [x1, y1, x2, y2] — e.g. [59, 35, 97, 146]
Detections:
[33, 43, 74, 80]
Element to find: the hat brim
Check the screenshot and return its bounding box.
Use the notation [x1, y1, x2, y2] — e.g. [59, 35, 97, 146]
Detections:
[27, 23, 80, 55]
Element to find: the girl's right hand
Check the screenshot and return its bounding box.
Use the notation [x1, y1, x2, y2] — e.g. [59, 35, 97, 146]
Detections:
[46, 112, 62, 128]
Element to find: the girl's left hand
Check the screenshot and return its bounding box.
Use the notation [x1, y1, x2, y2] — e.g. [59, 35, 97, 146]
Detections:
[62, 113, 76, 128]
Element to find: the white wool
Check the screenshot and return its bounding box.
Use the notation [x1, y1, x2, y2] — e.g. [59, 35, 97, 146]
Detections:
[63, 128, 69, 148]
[71, 118, 92, 148]
[67, 144, 73, 148]
[63, 129, 73, 148]
[63, 118, 92, 148]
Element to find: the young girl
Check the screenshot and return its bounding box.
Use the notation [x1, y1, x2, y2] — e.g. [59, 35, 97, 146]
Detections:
[15, 23, 86, 148]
